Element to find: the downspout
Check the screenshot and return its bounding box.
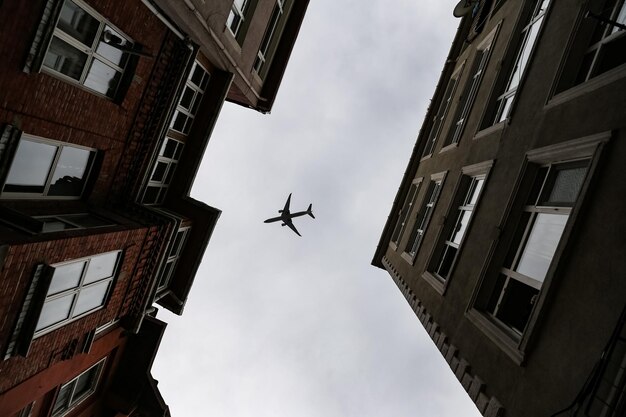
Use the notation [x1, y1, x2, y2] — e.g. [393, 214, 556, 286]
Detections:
[141, 0, 186, 40]
[182, 0, 267, 106]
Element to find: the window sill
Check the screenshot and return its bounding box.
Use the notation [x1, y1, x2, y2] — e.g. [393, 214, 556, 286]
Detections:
[222, 26, 242, 54]
[465, 308, 525, 365]
[547, 64, 626, 110]
[473, 120, 506, 141]
[401, 251, 415, 265]
[438, 143, 458, 154]
[420, 153, 433, 162]
[422, 271, 446, 295]
[389, 241, 398, 251]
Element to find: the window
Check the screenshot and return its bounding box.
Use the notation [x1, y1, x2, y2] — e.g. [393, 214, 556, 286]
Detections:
[422, 66, 463, 158]
[487, 160, 588, 335]
[2, 135, 96, 199]
[35, 213, 113, 232]
[253, 0, 293, 78]
[157, 227, 189, 291]
[576, 0, 626, 84]
[442, 32, 495, 148]
[141, 137, 184, 206]
[487, 0, 551, 125]
[35, 251, 121, 336]
[42, 0, 132, 98]
[427, 168, 488, 285]
[52, 359, 105, 417]
[227, 0, 257, 41]
[170, 61, 209, 135]
[468, 133, 609, 362]
[555, 0, 626, 94]
[390, 179, 421, 247]
[404, 173, 446, 261]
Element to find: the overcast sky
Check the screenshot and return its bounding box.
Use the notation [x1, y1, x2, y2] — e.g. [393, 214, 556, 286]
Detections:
[152, 1, 483, 416]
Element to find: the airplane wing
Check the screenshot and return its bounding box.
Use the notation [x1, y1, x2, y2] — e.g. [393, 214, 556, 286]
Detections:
[284, 219, 301, 236]
[282, 193, 292, 214]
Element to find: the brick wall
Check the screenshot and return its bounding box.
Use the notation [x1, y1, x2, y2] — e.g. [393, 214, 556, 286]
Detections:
[0, 226, 158, 393]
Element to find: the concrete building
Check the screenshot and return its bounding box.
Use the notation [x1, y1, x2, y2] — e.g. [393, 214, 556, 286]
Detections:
[0, 0, 308, 415]
[372, 1, 626, 416]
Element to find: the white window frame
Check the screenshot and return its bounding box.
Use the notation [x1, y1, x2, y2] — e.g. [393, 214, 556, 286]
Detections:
[42, 0, 132, 98]
[141, 137, 184, 206]
[467, 133, 610, 363]
[157, 226, 190, 291]
[422, 63, 464, 158]
[442, 26, 498, 150]
[403, 172, 447, 263]
[423, 161, 492, 293]
[577, 0, 626, 83]
[169, 60, 209, 135]
[390, 178, 422, 249]
[35, 251, 121, 337]
[227, 0, 251, 39]
[491, 0, 551, 124]
[252, 0, 292, 78]
[1, 134, 97, 200]
[52, 358, 105, 417]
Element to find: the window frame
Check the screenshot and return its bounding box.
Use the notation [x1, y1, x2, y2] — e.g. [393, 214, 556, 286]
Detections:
[252, 0, 293, 79]
[41, 0, 133, 99]
[482, 0, 552, 128]
[34, 213, 114, 232]
[421, 63, 465, 159]
[390, 178, 422, 250]
[550, 0, 626, 103]
[423, 161, 493, 294]
[141, 137, 185, 206]
[51, 358, 106, 417]
[34, 250, 121, 338]
[441, 25, 499, 151]
[169, 60, 210, 136]
[466, 133, 611, 363]
[402, 171, 447, 264]
[156, 226, 190, 292]
[1, 134, 97, 200]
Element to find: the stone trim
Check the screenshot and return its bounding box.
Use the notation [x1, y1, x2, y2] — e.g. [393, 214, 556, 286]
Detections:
[381, 256, 505, 417]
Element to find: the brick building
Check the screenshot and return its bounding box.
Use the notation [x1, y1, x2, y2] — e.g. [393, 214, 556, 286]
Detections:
[373, 1, 626, 416]
[0, 0, 308, 416]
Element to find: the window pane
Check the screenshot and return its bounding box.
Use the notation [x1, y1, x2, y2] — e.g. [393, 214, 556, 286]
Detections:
[437, 245, 458, 279]
[516, 213, 568, 282]
[543, 166, 587, 205]
[151, 161, 168, 182]
[84, 252, 118, 284]
[96, 26, 129, 66]
[42, 219, 75, 232]
[451, 210, 471, 245]
[57, 0, 100, 46]
[179, 87, 195, 110]
[36, 294, 75, 331]
[467, 178, 484, 205]
[65, 213, 111, 228]
[74, 280, 109, 316]
[191, 65, 205, 87]
[84, 59, 121, 97]
[49, 261, 85, 295]
[4, 139, 57, 193]
[72, 366, 98, 400]
[48, 146, 92, 196]
[52, 382, 73, 415]
[44, 37, 88, 81]
[495, 277, 539, 333]
[142, 186, 160, 204]
[161, 139, 178, 158]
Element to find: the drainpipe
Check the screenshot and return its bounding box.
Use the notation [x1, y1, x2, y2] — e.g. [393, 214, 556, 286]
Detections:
[182, 0, 266, 104]
[141, 0, 186, 40]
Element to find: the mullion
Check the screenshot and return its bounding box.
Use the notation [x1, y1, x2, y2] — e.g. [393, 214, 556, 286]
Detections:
[42, 144, 63, 196]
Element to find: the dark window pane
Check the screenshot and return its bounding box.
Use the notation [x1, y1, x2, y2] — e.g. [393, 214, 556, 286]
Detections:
[142, 186, 160, 204]
[44, 37, 88, 81]
[57, 0, 100, 46]
[495, 278, 539, 333]
[179, 87, 194, 110]
[53, 383, 73, 415]
[542, 166, 587, 205]
[49, 147, 94, 197]
[151, 161, 168, 182]
[67, 213, 111, 228]
[437, 245, 458, 279]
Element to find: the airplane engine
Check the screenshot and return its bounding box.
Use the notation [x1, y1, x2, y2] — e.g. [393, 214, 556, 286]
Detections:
[281, 223, 286, 226]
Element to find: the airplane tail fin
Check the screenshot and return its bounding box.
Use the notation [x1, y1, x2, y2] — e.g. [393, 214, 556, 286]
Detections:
[307, 204, 315, 219]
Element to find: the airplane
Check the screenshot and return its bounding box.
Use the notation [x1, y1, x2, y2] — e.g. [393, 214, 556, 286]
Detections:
[264, 193, 315, 236]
